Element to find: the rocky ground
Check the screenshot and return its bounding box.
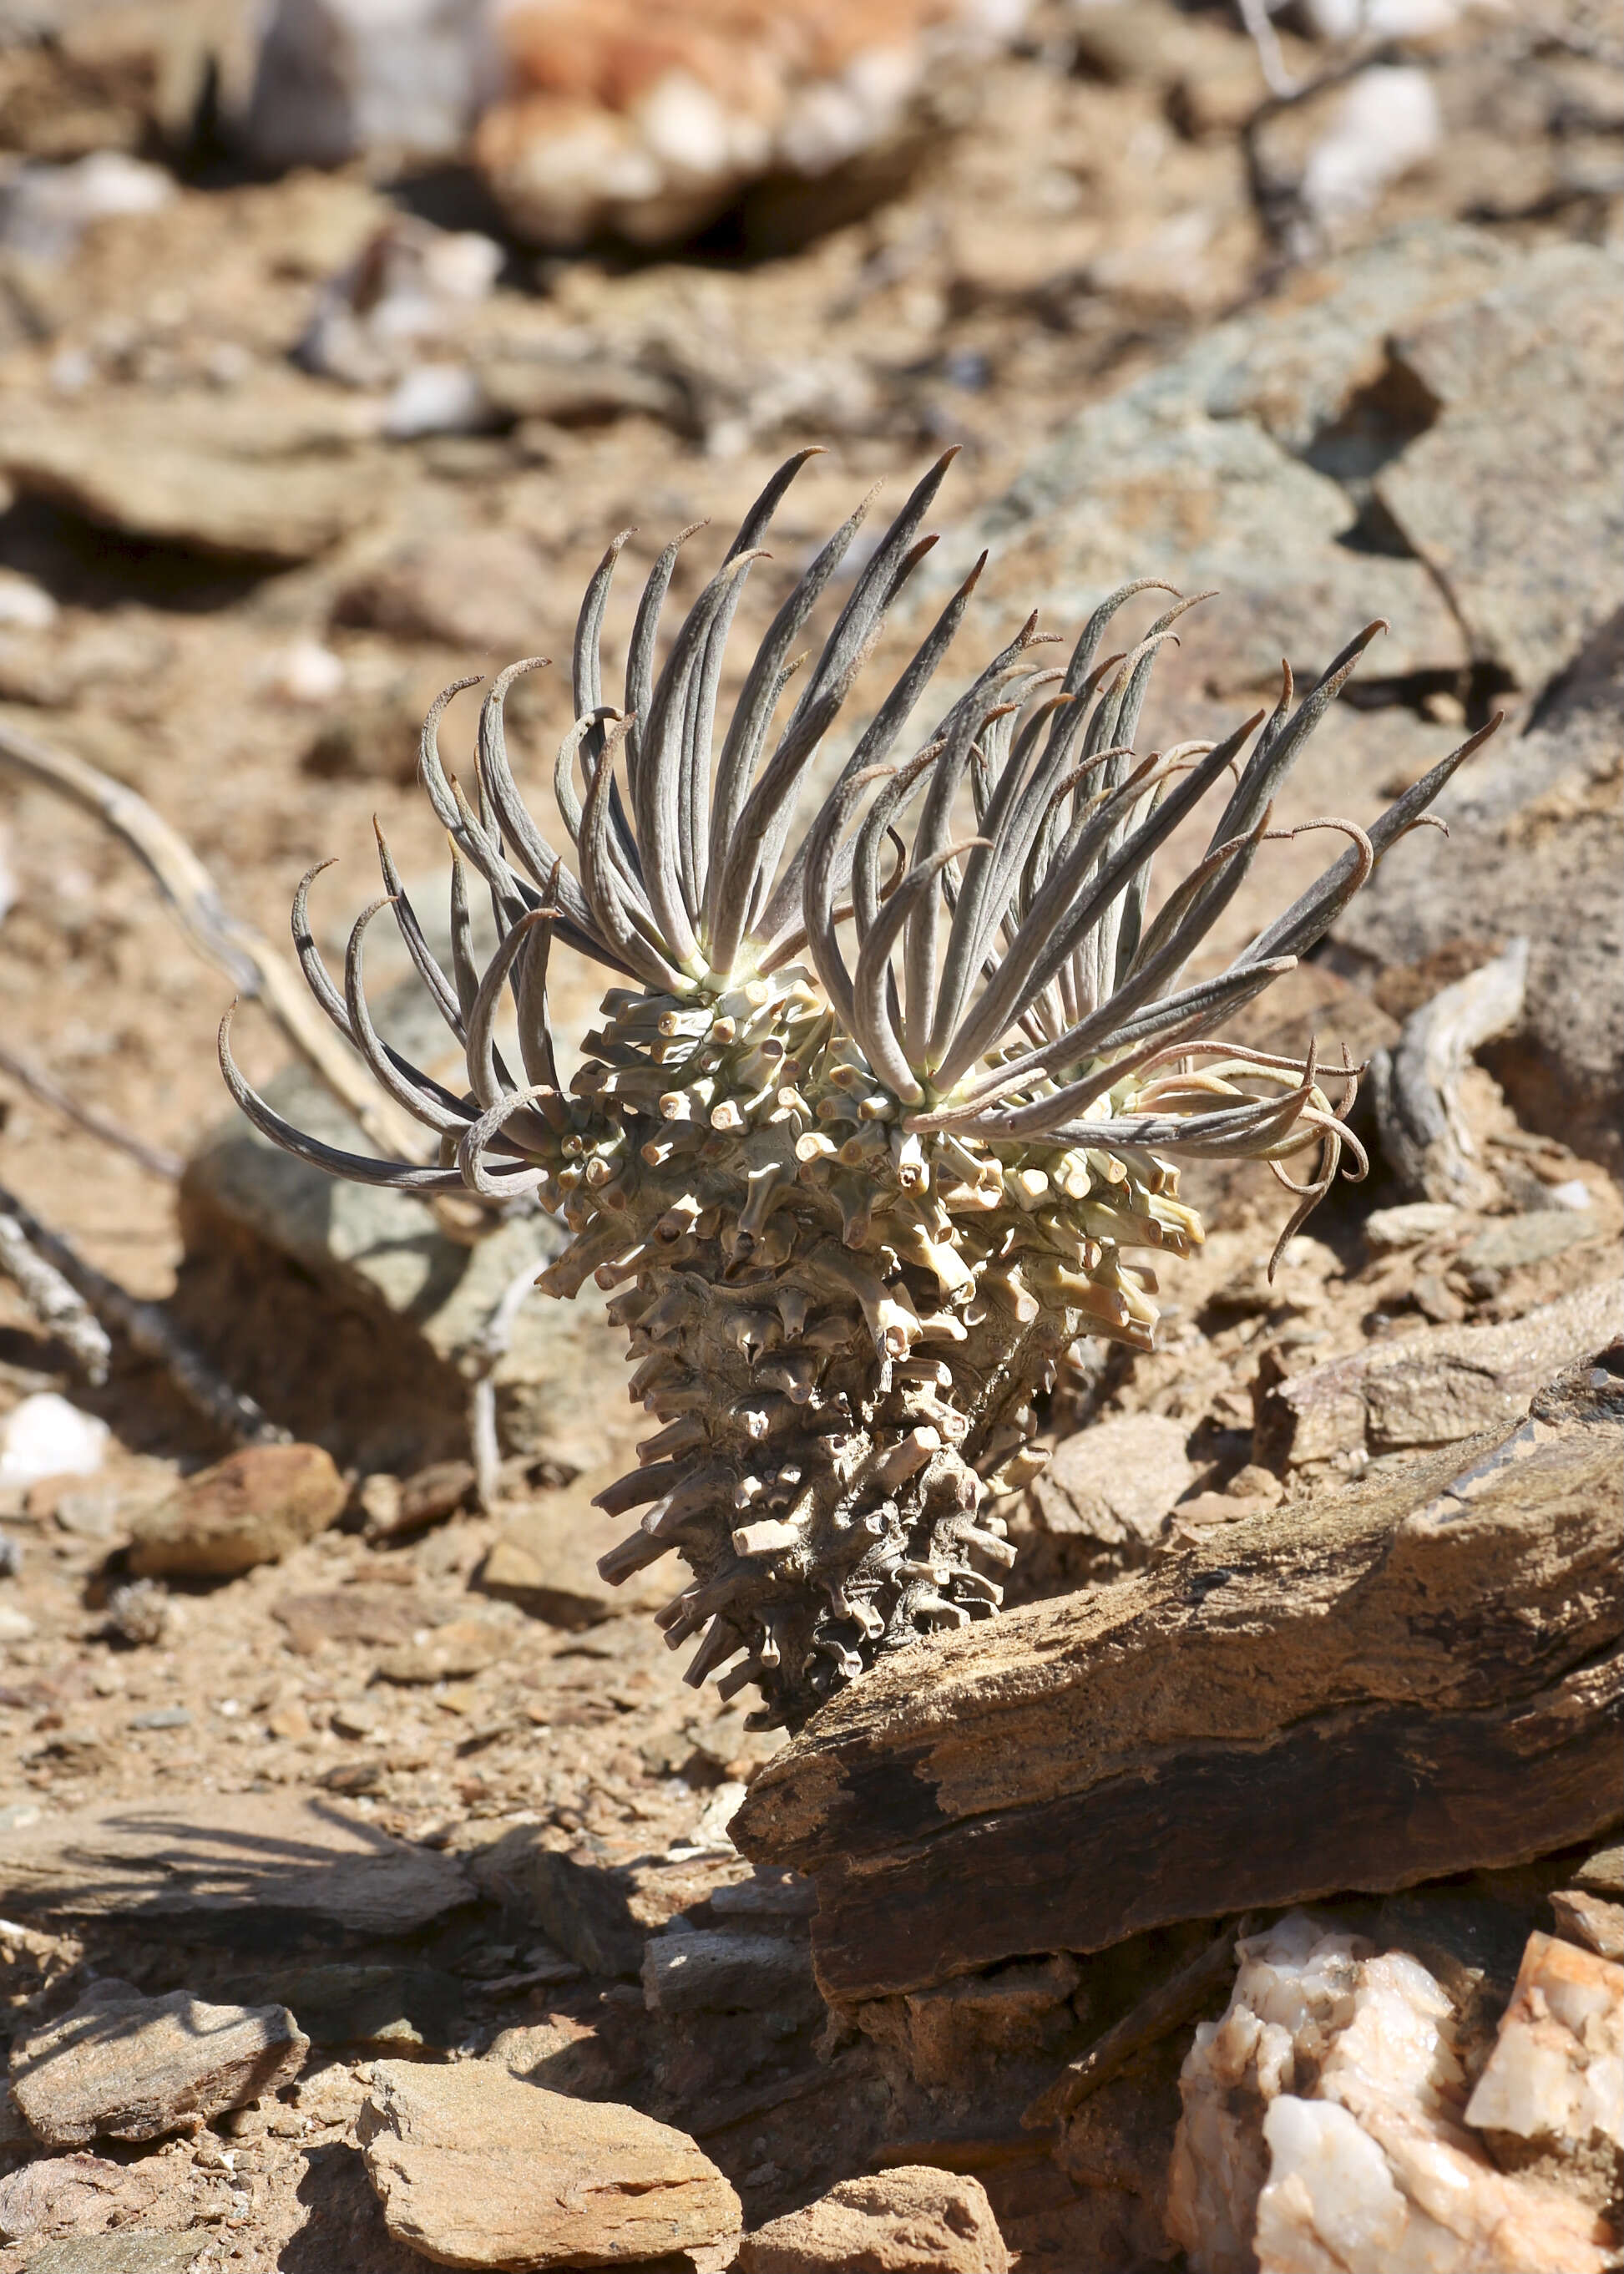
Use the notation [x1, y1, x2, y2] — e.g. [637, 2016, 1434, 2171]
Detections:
[0, 0, 1621, 2267]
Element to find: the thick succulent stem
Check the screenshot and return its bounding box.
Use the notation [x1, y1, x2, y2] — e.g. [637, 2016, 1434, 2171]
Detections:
[214, 450, 1494, 1731]
[507, 970, 1193, 1729]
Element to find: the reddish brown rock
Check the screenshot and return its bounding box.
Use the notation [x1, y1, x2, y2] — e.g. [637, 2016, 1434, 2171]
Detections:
[0, 2153, 180, 2246]
[127, 1442, 347, 1578]
[739, 2165, 1009, 2273]
[11, 1979, 306, 2147]
[476, 0, 1022, 249]
[357, 2059, 741, 2268]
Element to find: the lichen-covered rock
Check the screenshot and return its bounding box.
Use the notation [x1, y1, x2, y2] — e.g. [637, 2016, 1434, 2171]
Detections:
[1334, 602, 1624, 1170]
[1374, 243, 1623, 693]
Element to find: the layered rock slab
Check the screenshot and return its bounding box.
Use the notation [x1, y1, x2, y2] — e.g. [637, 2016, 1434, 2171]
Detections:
[356, 2059, 741, 2269]
[0, 1795, 473, 1936]
[1255, 1278, 1624, 1471]
[738, 2165, 1009, 2272]
[732, 1356, 1623, 1999]
[10, 1978, 306, 2146]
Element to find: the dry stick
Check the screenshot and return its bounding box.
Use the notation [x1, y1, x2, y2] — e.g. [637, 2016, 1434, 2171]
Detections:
[0, 1181, 286, 1446]
[1022, 1915, 1253, 2130]
[1240, 39, 1408, 263]
[0, 1038, 183, 1182]
[1, 718, 543, 1479]
[0, 1206, 114, 1383]
[1234, 0, 1296, 98]
[0, 718, 425, 1164]
[1369, 936, 1529, 1209]
[464, 1254, 546, 1512]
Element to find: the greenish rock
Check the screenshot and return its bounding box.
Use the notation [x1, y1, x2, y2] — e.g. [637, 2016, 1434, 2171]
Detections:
[1376, 242, 1623, 690]
[923, 224, 1534, 702]
[22, 2238, 210, 2274]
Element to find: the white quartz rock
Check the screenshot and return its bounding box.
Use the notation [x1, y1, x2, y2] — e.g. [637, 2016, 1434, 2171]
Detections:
[0, 1394, 109, 1488]
[1168, 1914, 1617, 2274]
[1465, 1929, 1623, 2207]
[1166, 1913, 1372, 2271]
[1301, 67, 1441, 235]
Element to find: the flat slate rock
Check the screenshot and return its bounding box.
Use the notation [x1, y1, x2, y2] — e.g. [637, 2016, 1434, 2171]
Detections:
[222, 1960, 470, 2051]
[735, 1355, 1623, 2000]
[470, 1827, 748, 1977]
[20, 2236, 210, 2274]
[357, 2060, 741, 2270]
[0, 1795, 473, 1936]
[1257, 1279, 1624, 1469]
[0, 398, 378, 564]
[1376, 241, 1623, 691]
[12, 1978, 306, 2146]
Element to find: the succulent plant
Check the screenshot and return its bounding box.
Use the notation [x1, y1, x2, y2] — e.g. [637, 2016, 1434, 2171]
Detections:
[220, 449, 1490, 1731]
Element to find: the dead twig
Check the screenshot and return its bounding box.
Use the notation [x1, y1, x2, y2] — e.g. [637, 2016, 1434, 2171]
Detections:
[0, 1038, 183, 1182]
[0, 717, 425, 1164]
[1234, 0, 1297, 99]
[0, 1206, 114, 1383]
[0, 1180, 286, 1447]
[464, 1255, 544, 1513]
[1240, 38, 1406, 264]
[1022, 1916, 1252, 2130]
[1369, 937, 1529, 1208]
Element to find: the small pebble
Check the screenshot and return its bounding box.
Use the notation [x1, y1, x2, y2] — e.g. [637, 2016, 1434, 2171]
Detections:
[0, 1395, 109, 1489]
[0, 570, 58, 631]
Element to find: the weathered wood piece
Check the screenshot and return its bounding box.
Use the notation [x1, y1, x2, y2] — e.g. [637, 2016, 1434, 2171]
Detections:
[732, 1356, 1623, 2002]
[1369, 938, 1527, 1207]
